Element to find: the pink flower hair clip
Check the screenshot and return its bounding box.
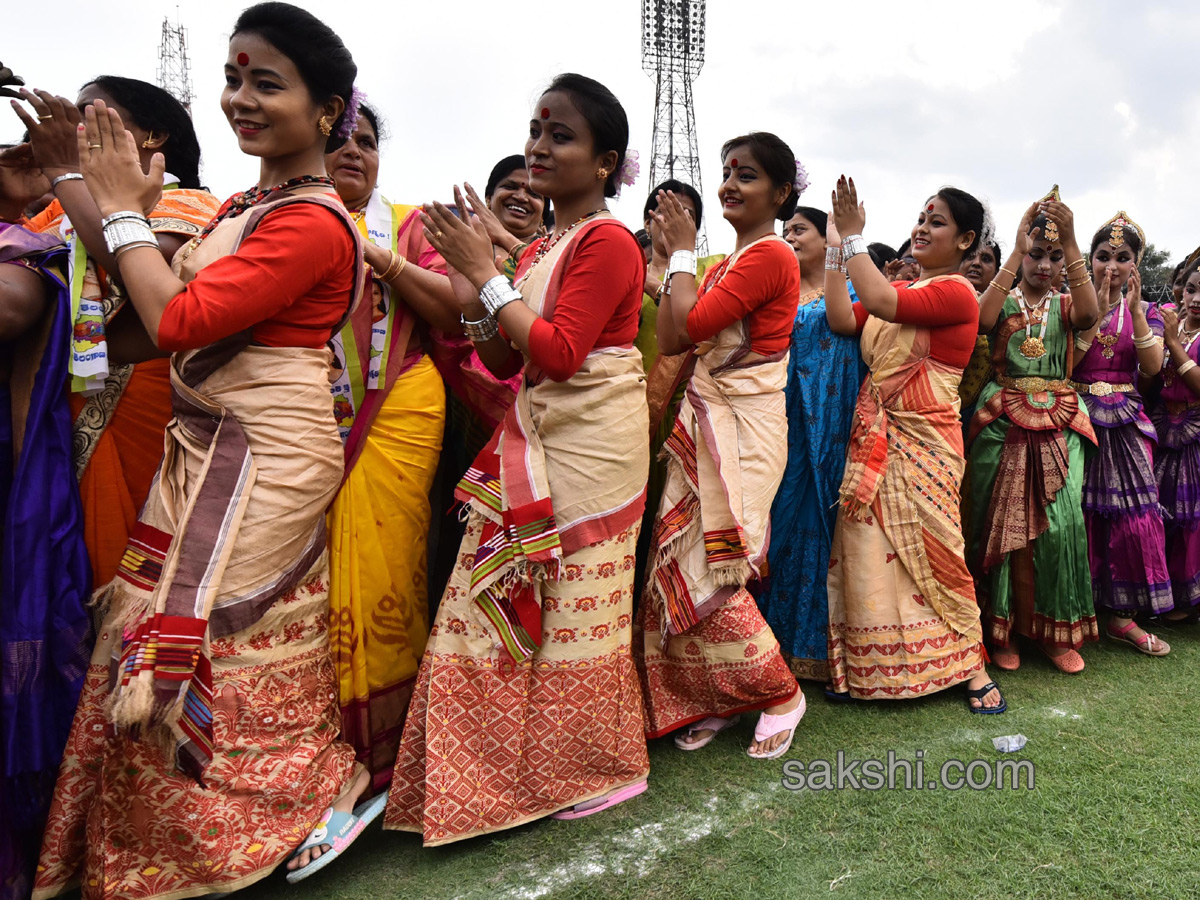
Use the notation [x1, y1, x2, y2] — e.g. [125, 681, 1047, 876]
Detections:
[793, 159, 809, 196]
[336, 86, 366, 140]
[617, 149, 640, 194]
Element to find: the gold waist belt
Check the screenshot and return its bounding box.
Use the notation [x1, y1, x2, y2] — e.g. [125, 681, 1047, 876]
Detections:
[1068, 380, 1135, 397]
[995, 375, 1072, 393]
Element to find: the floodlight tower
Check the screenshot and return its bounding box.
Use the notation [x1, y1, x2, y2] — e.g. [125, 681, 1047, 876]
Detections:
[157, 14, 194, 115]
[641, 0, 707, 254]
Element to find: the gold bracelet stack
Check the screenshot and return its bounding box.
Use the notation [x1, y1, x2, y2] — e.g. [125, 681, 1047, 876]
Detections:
[988, 279, 1011, 294]
[375, 250, 406, 282]
[1066, 258, 1089, 289]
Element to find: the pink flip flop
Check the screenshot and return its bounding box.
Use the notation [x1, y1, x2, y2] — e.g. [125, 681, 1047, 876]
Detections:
[673, 715, 741, 751]
[551, 779, 648, 820]
[747, 693, 807, 760]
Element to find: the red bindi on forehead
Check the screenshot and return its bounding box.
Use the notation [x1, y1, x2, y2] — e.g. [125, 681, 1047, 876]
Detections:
[927, 203, 936, 212]
[540, 107, 550, 120]
[730, 158, 738, 168]
[237, 52, 250, 66]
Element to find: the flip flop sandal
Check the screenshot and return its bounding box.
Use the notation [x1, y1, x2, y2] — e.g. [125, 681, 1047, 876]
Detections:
[551, 779, 648, 820]
[965, 680, 1007, 715]
[746, 693, 807, 760]
[1107, 619, 1171, 656]
[673, 715, 740, 751]
[285, 792, 388, 884]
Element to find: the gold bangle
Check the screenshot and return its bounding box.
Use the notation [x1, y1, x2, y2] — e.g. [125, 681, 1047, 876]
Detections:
[1065, 258, 1087, 272]
[1068, 275, 1091, 288]
[376, 251, 406, 282]
[508, 241, 529, 261]
[998, 267, 1018, 281]
[988, 280, 1011, 294]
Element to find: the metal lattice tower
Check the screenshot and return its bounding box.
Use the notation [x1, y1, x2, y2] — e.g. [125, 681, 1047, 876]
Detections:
[157, 15, 194, 115]
[641, 0, 707, 254]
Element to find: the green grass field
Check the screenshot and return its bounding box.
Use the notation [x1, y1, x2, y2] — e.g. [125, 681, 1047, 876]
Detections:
[254, 621, 1200, 900]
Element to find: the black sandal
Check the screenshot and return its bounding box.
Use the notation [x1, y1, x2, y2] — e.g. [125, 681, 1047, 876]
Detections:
[965, 680, 1007, 715]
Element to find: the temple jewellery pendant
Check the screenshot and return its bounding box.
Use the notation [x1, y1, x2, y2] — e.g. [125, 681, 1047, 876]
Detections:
[1020, 336, 1047, 359]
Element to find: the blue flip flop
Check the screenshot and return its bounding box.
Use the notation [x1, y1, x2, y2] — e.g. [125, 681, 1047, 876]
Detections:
[285, 792, 387, 884]
[965, 680, 1007, 715]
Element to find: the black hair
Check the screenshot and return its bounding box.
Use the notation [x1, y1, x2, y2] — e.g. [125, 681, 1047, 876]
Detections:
[868, 242, 897, 265]
[356, 103, 385, 143]
[642, 178, 704, 227]
[634, 228, 652, 249]
[720, 131, 799, 220]
[84, 76, 202, 189]
[1088, 219, 1143, 261]
[789, 205, 827, 235]
[897, 238, 912, 258]
[984, 240, 1002, 263]
[1171, 260, 1187, 283]
[232, 2, 357, 152]
[485, 155, 527, 199]
[928, 186, 985, 258]
[544, 73, 628, 199]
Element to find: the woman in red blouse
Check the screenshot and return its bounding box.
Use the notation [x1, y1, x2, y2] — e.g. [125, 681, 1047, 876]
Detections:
[824, 178, 1005, 714]
[383, 74, 651, 844]
[636, 132, 806, 760]
[34, 5, 379, 897]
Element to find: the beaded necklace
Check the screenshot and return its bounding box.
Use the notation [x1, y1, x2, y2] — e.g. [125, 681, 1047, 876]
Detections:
[523, 208, 607, 277]
[180, 174, 335, 261]
[1166, 320, 1200, 387]
[1012, 284, 1052, 359]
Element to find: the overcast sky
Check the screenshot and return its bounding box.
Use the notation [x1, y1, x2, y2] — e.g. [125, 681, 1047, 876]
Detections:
[7, 0, 1198, 268]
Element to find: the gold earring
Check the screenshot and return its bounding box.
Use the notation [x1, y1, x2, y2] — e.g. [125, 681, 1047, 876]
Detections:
[141, 131, 155, 149]
[596, 168, 609, 180]
[318, 116, 333, 137]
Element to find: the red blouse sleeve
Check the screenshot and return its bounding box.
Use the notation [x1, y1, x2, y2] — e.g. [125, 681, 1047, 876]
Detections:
[157, 203, 355, 351]
[685, 240, 795, 345]
[891, 278, 978, 327]
[852, 301, 870, 334]
[525, 226, 643, 382]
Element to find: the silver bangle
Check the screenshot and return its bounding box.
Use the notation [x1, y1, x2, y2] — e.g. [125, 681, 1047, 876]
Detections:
[100, 210, 150, 228]
[841, 234, 868, 260]
[825, 246, 844, 272]
[479, 275, 522, 318]
[50, 172, 84, 189]
[113, 240, 159, 259]
[1132, 331, 1161, 349]
[667, 249, 697, 278]
[102, 217, 156, 255]
[461, 312, 499, 343]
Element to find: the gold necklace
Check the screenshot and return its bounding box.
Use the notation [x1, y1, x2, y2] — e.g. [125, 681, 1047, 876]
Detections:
[1095, 302, 1125, 360]
[798, 288, 824, 307]
[1014, 285, 1052, 359]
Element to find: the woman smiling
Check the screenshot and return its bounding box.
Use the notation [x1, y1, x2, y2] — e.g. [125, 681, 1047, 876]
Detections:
[324, 102, 445, 796]
[636, 132, 805, 761]
[34, 4, 380, 896]
[385, 74, 651, 844]
[824, 178, 1005, 714]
